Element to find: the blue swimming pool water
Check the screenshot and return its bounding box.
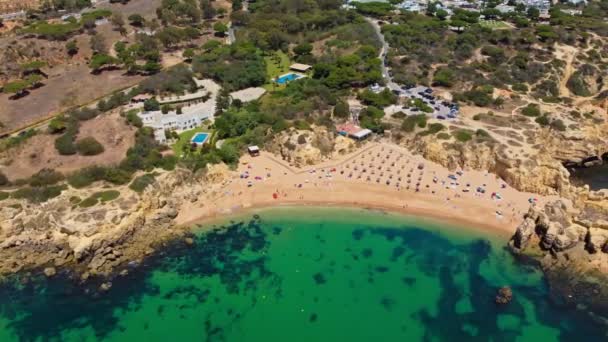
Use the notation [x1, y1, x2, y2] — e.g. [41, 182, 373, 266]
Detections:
[276, 73, 301, 84]
[191, 132, 209, 144]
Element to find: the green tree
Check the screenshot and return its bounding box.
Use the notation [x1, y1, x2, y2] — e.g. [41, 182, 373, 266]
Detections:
[128, 14, 145, 26]
[144, 98, 160, 111]
[333, 100, 350, 118]
[200, 0, 216, 19]
[66, 40, 79, 56]
[527, 6, 540, 20]
[213, 22, 228, 36]
[293, 42, 313, 56]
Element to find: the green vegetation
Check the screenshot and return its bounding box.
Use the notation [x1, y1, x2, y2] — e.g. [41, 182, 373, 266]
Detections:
[192, 43, 266, 91]
[521, 103, 541, 117]
[172, 127, 210, 156]
[453, 129, 473, 142]
[0, 129, 37, 152]
[358, 89, 397, 108]
[129, 174, 157, 193]
[0, 192, 9, 201]
[419, 123, 445, 136]
[265, 51, 291, 84]
[401, 114, 427, 132]
[352, 1, 394, 17]
[11, 185, 67, 203]
[76, 137, 105, 156]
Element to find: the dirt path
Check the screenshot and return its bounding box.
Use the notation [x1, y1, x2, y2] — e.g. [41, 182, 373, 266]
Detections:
[555, 44, 578, 98]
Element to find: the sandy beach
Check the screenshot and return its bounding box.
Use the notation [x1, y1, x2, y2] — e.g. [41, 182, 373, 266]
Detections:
[176, 142, 557, 235]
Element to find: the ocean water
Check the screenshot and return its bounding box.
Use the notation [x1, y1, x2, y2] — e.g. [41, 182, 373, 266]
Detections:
[0, 207, 605, 341]
[569, 164, 608, 191]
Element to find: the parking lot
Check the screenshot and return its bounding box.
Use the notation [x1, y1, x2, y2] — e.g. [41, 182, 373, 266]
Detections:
[381, 85, 460, 120]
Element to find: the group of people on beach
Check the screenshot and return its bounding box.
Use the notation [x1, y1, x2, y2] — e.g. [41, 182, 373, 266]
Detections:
[227, 145, 523, 224]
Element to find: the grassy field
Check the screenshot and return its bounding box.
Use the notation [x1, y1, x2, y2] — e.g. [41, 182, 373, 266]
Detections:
[265, 50, 291, 79]
[479, 20, 512, 30]
[263, 50, 291, 90]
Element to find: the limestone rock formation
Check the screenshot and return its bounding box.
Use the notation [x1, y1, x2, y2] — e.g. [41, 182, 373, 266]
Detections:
[267, 125, 341, 167]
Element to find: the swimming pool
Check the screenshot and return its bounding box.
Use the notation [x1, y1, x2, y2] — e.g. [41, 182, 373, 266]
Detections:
[190, 132, 210, 145]
[276, 73, 302, 84]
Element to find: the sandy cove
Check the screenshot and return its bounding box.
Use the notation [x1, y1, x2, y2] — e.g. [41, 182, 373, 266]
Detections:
[177, 142, 557, 236]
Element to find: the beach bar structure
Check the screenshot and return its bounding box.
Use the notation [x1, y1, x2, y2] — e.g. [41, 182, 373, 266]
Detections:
[248, 145, 260, 156]
[289, 63, 312, 73]
[336, 123, 372, 140]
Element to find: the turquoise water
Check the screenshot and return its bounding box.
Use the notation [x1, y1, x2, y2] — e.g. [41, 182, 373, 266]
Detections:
[191, 132, 210, 144]
[276, 73, 301, 84]
[0, 207, 605, 341]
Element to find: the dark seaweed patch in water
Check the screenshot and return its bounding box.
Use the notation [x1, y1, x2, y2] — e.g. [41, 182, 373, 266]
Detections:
[402, 277, 416, 286]
[409, 238, 606, 341]
[391, 246, 406, 261]
[309, 313, 318, 322]
[313, 273, 326, 285]
[0, 216, 280, 341]
[352, 229, 365, 240]
[361, 248, 373, 258]
[380, 296, 396, 311]
[272, 227, 282, 235]
[375, 266, 389, 273]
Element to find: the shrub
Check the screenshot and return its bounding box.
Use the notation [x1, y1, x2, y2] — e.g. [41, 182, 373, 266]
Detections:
[401, 114, 427, 132]
[511, 83, 528, 92]
[79, 197, 98, 208]
[550, 119, 566, 131]
[55, 132, 77, 155]
[11, 185, 67, 203]
[0, 191, 8, 200]
[521, 104, 541, 117]
[475, 129, 491, 138]
[0, 171, 8, 186]
[92, 190, 120, 202]
[125, 110, 143, 127]
[454, 130, 473, 142]
[437, 132, 451, 140]
[432, 68, 456, 87]
[76, 137, 105, 156]
[48, 115, 68, 134]
[28, 169, 64, 187]
[103, 168, 132, 185]
[67, 166, 106, 188]
[333, 100, 350, 118]
[535, 115, 550, 126]
[129, 174, 156, 193]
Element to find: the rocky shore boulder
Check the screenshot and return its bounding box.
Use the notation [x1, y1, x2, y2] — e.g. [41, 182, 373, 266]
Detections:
[510, 217, 536, 250]
[495, 286, 513, 304]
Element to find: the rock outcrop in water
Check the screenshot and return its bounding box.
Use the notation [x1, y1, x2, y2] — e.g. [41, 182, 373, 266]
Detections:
[509, 189, 608, 317]
[495, 286, 513, 305]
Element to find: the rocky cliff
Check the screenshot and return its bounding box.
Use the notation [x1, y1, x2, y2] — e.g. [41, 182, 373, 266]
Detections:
[266, 125, 356, 167]
[0, 168, 220, 278]
[509, 190, 608, 317]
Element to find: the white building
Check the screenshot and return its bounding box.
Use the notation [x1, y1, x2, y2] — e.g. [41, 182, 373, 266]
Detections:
[138, 79, 220, 144]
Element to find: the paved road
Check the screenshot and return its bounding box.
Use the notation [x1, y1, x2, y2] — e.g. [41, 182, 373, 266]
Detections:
[364, 17, 400, 91]
[364, 17, 459, 120]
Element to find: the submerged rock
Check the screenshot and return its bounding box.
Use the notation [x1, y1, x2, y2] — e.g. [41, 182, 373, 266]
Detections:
[43, 267, 56, 277]
[495, 286, 513, 304]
